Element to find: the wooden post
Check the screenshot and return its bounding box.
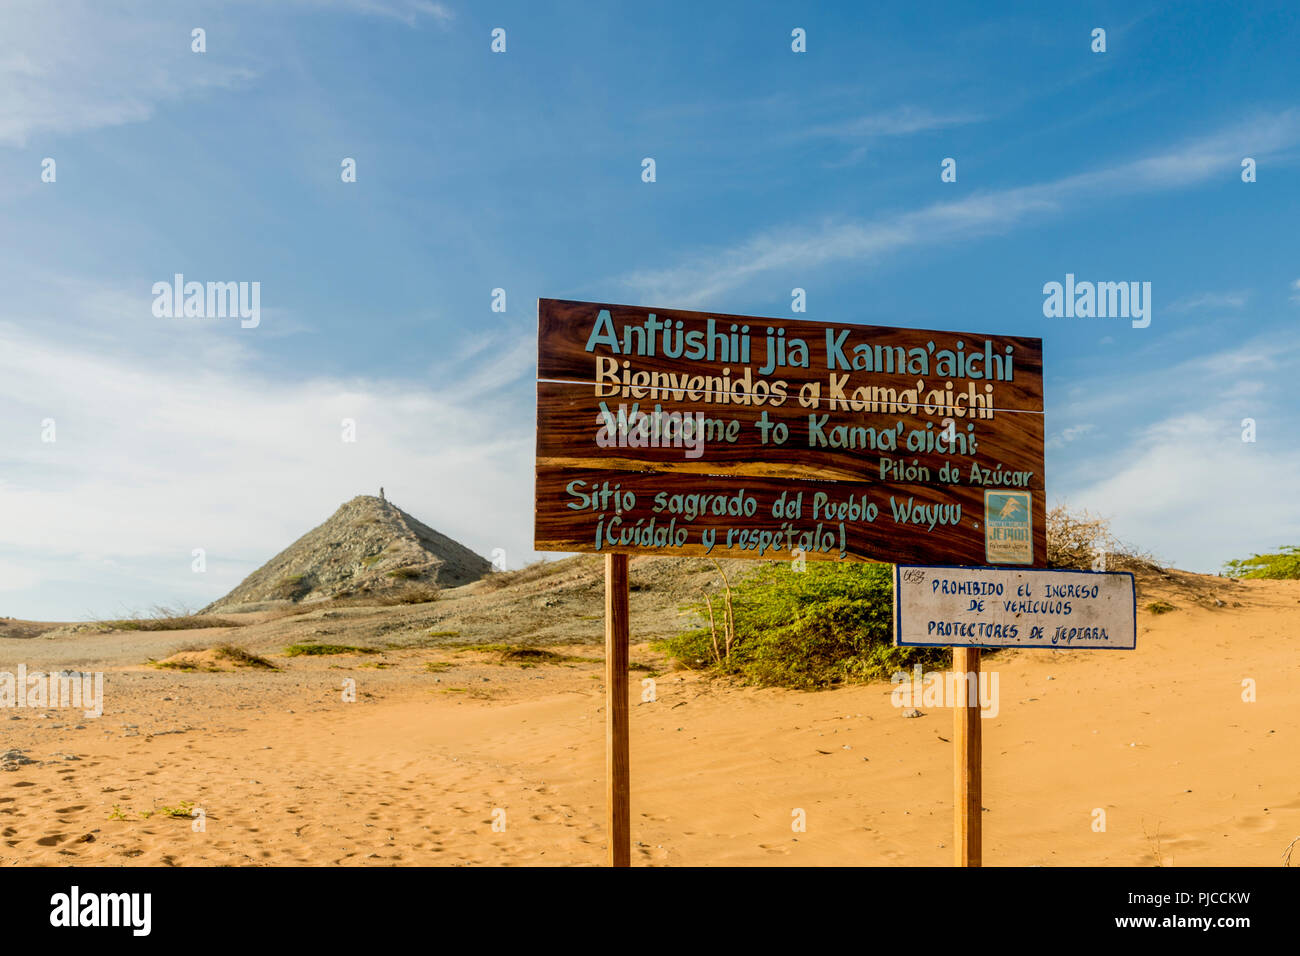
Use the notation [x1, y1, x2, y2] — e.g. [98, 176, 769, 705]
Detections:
[604, 553, 631, 867]
[953, 646, 982, 867]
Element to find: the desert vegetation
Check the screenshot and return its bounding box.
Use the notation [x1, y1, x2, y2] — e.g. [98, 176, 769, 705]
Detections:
[1223, 545, 1300, 579]
[1045, 503, 1163, 573]
[660, 505, 1167, 689]
[659, 560, 945, 689]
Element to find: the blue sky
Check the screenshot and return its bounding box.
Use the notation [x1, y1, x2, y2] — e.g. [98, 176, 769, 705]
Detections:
[1, 0, 1297, 619]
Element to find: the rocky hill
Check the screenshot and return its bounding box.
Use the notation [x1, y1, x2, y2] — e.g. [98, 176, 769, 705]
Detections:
[203, 495, 491, 612]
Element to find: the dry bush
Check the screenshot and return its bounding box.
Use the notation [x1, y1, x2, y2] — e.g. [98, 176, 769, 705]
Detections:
[1046, 504, 1109, 569]
[270, 574, 313, 601]
[262, 604, 318, 620]
[102, 612, 245, 631]
[477, 559, 561, 592]
[375, 585, 440, 605]
[213, 644, 278, 669]
[1047, 503, 1163, 573]
[325, 584, 440, 607]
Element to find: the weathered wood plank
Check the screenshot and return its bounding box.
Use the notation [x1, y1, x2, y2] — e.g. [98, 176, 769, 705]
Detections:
[604, 553, 631, 867]
[953, 647, 982, 867]
[536, 380, 1045, 489]
[537, 298, 1044, 413]
[535, 465, 1046, 567]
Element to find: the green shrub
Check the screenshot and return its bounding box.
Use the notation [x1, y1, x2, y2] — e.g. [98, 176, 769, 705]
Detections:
[656, 562, 948, 690]
[1223, 546, 1300, 579]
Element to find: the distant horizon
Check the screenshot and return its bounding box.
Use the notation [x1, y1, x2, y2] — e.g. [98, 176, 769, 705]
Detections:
[1, 485, 1262, 624]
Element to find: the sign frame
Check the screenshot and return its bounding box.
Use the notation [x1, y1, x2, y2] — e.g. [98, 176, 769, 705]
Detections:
[534, 296, 1059, 869]
[535, 297, 1047, 570]
[893, 564, 1137, 650]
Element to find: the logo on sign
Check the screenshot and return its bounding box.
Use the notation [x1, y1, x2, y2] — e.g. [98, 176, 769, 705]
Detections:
[984, 491, 1032, 564]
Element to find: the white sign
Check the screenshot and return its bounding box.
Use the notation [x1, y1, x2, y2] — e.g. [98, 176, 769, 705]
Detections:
[894, 565, 1136, 650]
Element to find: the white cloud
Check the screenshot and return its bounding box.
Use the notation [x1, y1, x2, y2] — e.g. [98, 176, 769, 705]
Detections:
[0, 560, 42, 593]
[287, 0, 455, 26]
[795, 107, 982, 141]
[0, 2, 257, 147]
[0, 0, 454, 148]
[1065, 412, 1300, 573]
[1167, 291, 1249, 313]
[1050, 332, 1300, 572]
[616, 111, 1300, 307]
[0, 314, 536, 618]
[1046, 423, 1096, 450]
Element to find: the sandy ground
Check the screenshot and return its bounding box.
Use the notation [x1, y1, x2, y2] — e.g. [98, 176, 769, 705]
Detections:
[0, 563, 1296, 867]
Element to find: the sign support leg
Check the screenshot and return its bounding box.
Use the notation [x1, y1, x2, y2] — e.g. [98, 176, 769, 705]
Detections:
[953, 646, 982, 867]
[605, 553, 631, 867]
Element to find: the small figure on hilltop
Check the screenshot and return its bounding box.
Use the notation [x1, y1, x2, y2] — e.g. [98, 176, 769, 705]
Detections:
[379, 486, 385, 502]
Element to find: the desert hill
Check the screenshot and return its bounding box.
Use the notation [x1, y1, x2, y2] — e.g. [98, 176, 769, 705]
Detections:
[202, 494, 491, 613]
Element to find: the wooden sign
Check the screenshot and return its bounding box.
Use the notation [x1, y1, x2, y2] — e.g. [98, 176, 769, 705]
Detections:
[893, 566, 1137, 650]
[892, 563, 1135, 868]
[533, 297, 1049, 870]
[535, 298, 1046, 568]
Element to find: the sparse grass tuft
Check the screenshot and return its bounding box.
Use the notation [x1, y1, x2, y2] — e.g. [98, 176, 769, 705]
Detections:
[271, 574, 313, 601]
[329, 585, 440, 608]
[381, 630, 459, 650]
[377, 585, 440, 605]
[456, 643, 598, 666]
[477, 559, 560, 591]
[213, 644, 278, 669]
[284, 642, 378, 657]
[110, 801, 195, 821]
[107, 615, 244, 632]
[1146, 601, 1177, 615]
[498, 647, 570, 664]
[150, 658, 203, 672]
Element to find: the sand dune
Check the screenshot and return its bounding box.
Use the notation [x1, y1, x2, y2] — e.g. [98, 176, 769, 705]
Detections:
[0, 565, 1296, 866]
